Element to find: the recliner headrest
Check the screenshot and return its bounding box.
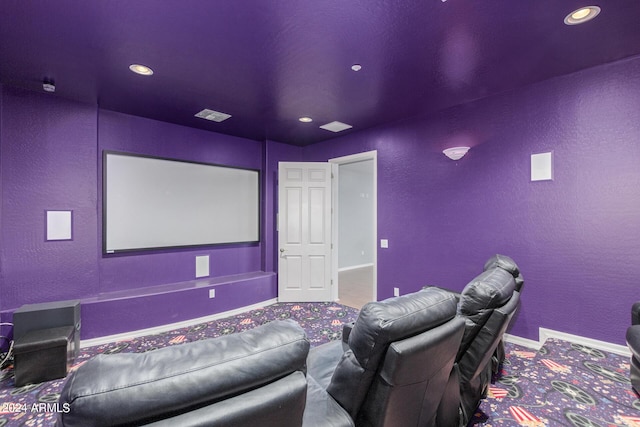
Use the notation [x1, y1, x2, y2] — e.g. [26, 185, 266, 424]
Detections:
[459, 268, 516, 316]
[483, 254, 524, 291]
[349, 287, 458, 370]
[456, 268, 517, 358]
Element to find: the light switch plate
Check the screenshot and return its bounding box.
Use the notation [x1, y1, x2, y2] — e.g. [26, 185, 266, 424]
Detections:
[380, 239, 389, 248]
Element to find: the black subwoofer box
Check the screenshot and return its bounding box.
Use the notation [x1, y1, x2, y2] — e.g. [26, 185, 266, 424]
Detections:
[13, 326, 75, 386]
[12, 300, 81, 386]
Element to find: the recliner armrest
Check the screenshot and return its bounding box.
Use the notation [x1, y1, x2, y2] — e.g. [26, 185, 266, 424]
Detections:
[633, 302, 640, 325]
[342, 322, 355, 343]
[627, 325, 640, 360]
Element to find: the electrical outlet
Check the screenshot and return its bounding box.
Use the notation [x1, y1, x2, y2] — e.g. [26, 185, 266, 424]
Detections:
[393, 287, 400, 297]
[209, 289, 216, 299]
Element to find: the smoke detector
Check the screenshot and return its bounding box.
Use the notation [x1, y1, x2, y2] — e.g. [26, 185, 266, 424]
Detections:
[194, 109, 232, 122]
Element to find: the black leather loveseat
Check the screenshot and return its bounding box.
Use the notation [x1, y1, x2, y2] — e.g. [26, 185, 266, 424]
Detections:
[57, 319, 310, 427]
[627, 301, 640, 394]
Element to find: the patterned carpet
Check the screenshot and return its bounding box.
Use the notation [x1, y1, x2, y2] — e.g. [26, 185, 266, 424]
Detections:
[0, 302, 638, 426]
[472, 339, 640, 427]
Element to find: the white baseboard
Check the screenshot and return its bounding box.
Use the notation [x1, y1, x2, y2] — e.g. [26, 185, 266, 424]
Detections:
[80, 298, 278, 348]
[338, 263, 374, 272]
[505, 328, 630, 357]
[538, 327, 630, 357]
[504, 333, 541, 350]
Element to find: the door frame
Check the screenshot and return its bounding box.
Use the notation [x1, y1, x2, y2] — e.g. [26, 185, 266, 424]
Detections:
[329, 150, 378, 303]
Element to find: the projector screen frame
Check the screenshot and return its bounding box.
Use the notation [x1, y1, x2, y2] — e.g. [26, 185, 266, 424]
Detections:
[102, 150, 261, 255]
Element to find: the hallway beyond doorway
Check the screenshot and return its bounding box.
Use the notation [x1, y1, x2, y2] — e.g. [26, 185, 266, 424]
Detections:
[338, 265, 374, 309]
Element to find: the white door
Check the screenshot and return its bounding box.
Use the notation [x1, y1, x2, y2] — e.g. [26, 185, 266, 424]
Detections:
[278, 162, 332, 302]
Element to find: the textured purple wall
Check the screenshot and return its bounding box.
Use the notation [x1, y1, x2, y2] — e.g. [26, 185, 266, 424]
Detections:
[0, 85, 3, 321]
[304, 57, 640, 345]
[0, 86, 100, 309]
[0, 87, 276, 338]
[2, 55, 640, 344]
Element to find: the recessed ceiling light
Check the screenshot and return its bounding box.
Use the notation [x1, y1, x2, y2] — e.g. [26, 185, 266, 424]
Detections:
[319, 121, 353, 133]
[564, 6, 601, 25]
[351, 64, 362, 72]
[195, 109, 231, 122]
[129, 64, 154, 76]
[299, 117, 313, 123]
[42, 80, 55, 93]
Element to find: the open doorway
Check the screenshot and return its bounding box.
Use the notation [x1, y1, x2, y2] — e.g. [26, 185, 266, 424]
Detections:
[330, 151, 377, 309]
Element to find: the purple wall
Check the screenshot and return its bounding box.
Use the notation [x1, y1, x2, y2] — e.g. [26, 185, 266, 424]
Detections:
[304, 56, 640, 345]
[0, 86, 100, 308]
[0, 87, 279, 338]
[2, 55, 639, 345]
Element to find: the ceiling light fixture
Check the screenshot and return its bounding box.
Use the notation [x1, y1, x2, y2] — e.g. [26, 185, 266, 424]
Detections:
[564, 6, 601, 25]
[299, 117, 313, 123]
[129, 64, 154, 76]
[351, 64, 362, 72]
[443, 146, 470, 160]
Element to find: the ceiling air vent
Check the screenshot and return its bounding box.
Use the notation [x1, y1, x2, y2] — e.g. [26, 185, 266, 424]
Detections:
[195, 109, 232, 122]
[319, 121, 353, 133]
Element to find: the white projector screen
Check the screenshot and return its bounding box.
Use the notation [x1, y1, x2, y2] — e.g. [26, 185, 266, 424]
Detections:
[103, 151, 260, 253]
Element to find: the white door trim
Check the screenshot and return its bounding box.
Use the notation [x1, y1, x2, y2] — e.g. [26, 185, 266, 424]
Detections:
[329, 150, 378, 303]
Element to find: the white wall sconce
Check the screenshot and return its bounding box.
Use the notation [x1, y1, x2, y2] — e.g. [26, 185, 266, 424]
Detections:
[443, 146, 470, 160]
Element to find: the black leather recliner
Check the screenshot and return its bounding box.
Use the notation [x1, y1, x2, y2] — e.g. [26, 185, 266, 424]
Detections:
[57, 319, 310, 427]
[626, 301, 640, 394]
[483, 254, 524, 373]
[436, 255, 522, 426]
[303, 287, 465, 427]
